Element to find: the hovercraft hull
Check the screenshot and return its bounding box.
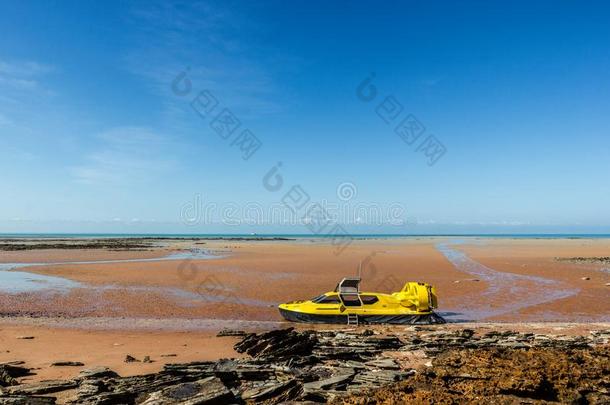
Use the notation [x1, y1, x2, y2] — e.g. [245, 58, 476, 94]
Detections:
[279, 308, 445, 325]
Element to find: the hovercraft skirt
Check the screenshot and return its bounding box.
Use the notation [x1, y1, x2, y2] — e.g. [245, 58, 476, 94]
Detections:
[279, 308, 445, 325]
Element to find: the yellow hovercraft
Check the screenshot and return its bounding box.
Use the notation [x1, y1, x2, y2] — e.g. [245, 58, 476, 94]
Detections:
[278, 278, 445, 325]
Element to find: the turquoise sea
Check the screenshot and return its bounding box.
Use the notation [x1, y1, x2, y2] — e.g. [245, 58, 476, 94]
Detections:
[1, 233, 610, 239]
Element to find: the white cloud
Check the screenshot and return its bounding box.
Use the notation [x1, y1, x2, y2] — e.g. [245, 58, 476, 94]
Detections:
[71, 126, 177, 185]
[0, 60, 53, 92]
[0, 59, 55, 130]
[414, 219, 534, 226]
[125, 1, 284, 121]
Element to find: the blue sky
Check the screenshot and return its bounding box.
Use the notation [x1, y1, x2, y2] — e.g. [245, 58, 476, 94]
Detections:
[1, 0, 609, 234]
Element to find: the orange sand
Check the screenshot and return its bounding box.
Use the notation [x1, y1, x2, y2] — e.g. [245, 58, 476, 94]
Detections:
[0, 324, 241, 382]
[5, 238, 608, 322]
[1, 237, 609, 385]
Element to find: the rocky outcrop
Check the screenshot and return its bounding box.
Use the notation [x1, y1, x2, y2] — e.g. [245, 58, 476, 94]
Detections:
[556, 256, 610, 264]
[0, 239, 154, 251]
[0, 328, 608, 404]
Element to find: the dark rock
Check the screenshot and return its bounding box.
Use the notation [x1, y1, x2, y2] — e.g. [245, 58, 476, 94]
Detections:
[303, 370, 355, 391]
[73, 373, 188, 404]
[0, 363, 25, 369]
[1, 327, 608, 405]
[217, 329, 247, 337]
[72, 391, 135, 404]
[348, 369, 411, 390]
[77, 367, 119, 380]
[75, 380, 104, 397]
[459, 329, 476, 339]
[241, 379, 301, 402]
[234, 328, 317, 361]
[51, 362, 84, 367]
[2, 380, 78, 395]
[0, 396, 56, 404]
[124, 355, 139, 363]
[162, 361, 216, 379]
[364, 359, 400, 370]
[140, 376, 234, 404]
[0, 364, 31, 387]
[0, 370, 17, 388]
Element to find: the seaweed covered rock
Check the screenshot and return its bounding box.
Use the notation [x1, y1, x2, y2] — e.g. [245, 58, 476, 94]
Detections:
[337, 346, 610, 404]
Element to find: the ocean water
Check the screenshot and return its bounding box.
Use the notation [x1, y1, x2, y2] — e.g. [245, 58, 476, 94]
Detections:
[0, 264, 81, 293]
[0, 249, 220, 294]
[1, 233, 610, 239]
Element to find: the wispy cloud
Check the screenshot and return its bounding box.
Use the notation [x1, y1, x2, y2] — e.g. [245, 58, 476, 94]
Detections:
[415, 219, 534, 226]
[71, 126, 177, 185]
[0, 59, 55, 131]
[125, 0, 283, 121]
[0, 60, 54, 92]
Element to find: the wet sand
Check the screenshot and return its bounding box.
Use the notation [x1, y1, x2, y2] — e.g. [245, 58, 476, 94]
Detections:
[3, 237, 608, 322]
[1, 237, 609, 384]
[459, 239, 610, 321]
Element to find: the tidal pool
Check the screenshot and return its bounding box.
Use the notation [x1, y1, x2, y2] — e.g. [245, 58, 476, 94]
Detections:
[0, 249, 220, 294]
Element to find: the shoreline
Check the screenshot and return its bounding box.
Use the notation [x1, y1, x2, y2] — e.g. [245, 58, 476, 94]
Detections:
[2, 233, 610, 242]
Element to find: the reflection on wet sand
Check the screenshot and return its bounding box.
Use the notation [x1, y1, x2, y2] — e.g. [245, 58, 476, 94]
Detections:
[0, 249, 220, 294]
[437, 241, 579, 321]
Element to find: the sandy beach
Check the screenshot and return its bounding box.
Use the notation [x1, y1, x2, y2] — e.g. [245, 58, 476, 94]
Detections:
[2, 237, 609, 322]
[0, 237, 609, 387]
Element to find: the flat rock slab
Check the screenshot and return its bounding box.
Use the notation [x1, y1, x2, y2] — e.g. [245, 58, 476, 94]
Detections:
[77, 367, 119, 380]
[140, 377, 234, 404]
[2, 380, 78, 395]
[0, 395, 56, 405]
[303, 371, 355, 391]
[51, 362, 84, 367]
[365, 359, 401, 370]
[241, 380, 301, 402]
[217, 329, 247, 337]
